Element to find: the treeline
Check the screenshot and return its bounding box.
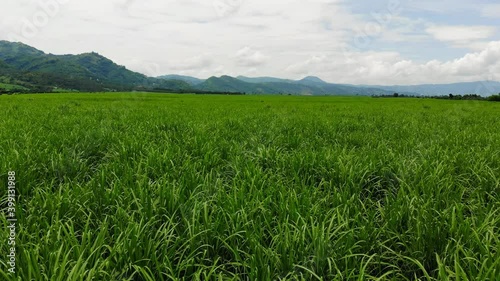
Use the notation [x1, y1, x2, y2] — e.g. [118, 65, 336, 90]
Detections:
[146, 88, 245, 95]
[0, 88, 246, 96]
[0, 84, 247, 95]
[0, 85, 52, 94]
[373, 93, 500, 102]
[0, 70, 132, 93]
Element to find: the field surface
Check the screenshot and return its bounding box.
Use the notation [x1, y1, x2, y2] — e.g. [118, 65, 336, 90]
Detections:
[0, 93, 499, 280]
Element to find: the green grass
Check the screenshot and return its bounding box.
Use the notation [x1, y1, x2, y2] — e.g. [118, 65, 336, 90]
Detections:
[0, 82, 28, 91]
[0, 93, 499, 280]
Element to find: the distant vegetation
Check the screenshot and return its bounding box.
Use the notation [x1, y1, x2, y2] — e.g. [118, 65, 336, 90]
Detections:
[147, 88, 245, 95]
[488, 94, 500, 101]
[364, 81, 500, 97]
[374, 93, 500, 102]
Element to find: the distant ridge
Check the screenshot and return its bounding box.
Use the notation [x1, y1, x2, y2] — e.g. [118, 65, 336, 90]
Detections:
[299, 76, 327, 84]
[1, 41, 499, 96]
[189, 75, 394, 96]
[156, 74, 205, 86]
[236, 76, 294, 84]
[359, 81, 500, 96]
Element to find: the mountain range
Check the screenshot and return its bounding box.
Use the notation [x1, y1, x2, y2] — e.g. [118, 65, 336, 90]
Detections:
[158, 75, 500, 97]
[358, 82, 500, 96]
[1, 40, 499, 96]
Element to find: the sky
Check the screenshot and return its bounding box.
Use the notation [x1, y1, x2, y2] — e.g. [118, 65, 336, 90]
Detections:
[1, 0, 500, 85]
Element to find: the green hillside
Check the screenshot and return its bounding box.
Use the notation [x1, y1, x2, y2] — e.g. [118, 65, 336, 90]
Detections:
[0, 41, 191, 92]
[157, 74, 205, 85]
[196, 75, 277, 94]
[195, 75, 395, 95]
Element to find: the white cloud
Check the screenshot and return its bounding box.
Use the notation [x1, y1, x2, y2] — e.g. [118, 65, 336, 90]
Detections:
[167, 55, 214, 71]
[286, 41, 500, 85]
[285, 55, 327, 74]
[233, 47, 268, 67]
[426, 25, 496, 42]
[481, 4, 500, 18]
[0, 0, 499, 84]
[407, 1, 476, 14]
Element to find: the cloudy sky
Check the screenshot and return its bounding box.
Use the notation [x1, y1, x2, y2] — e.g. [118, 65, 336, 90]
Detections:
[1, 0, 500, 85]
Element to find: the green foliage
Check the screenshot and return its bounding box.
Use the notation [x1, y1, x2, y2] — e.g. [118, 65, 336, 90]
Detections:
[0, 41, 191, 92]
[488, 94, 500, 102]
[0, 82, 28, 92]
[0, 94, 499, 280]
[375, 93, 489, 101]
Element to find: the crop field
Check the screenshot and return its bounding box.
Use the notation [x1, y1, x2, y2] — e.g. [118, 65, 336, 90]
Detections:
[0, 93, 499, 280]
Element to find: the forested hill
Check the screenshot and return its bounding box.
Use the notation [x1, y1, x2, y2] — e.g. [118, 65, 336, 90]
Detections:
[0, 41, 190, 92]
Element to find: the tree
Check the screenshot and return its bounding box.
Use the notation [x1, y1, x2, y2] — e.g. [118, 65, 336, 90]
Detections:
[488, 94, 500, 102]
[393, 93, 399, 98]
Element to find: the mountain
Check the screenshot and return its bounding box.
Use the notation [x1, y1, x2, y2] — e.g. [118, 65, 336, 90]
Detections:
[195, 75, 394, 96]
[0, 41, 118, 91]
[223, 75, 500, 96]
[0, 59, 13, 74]
[196, 75, 277, 94]
[236, 76, 294, 84]
[362, 82, 500, 97]
[0, 41, 191, 92]
[1, 41, 498, 96]
[61, 52, 150, 86]
[298, 76, 327, 85]
[157, 74, 205, 86]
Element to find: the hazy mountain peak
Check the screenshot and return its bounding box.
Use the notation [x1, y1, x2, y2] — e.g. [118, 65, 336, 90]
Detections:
[157, 74, 205, 86]
[237, 76, 293, 84]
[79, 51, 107, 59]
[300, 76, 327, 84]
